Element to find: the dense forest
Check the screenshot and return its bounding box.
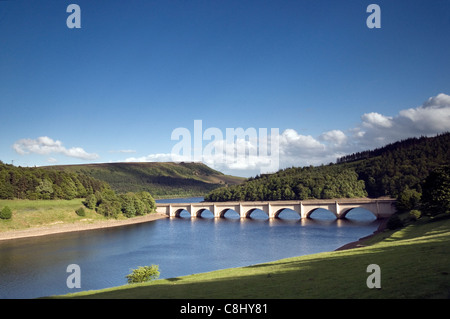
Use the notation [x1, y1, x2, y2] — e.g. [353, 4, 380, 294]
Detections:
[0, 161, 108, 200]
[205, 166, 367, 201]
[350, 132, 450, 197]
[205, 132, 450, 202]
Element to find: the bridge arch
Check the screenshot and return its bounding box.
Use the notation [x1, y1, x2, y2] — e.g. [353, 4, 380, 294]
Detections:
[245, 208, 269, 219]
[273, 208, 301, 219]
[194, 208, 214, 218]
[339, 207, 377, 220]
[174, 208, 191, 218]
[219, 209, 240, 218]
[305, 208, 337, 219]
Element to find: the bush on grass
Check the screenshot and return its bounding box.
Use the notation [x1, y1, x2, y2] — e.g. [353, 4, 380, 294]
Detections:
[126, 265, 160, 284]
[75, 207, 86, 217]
[0, 206, 12, 220]
[409, 209, 422, 221]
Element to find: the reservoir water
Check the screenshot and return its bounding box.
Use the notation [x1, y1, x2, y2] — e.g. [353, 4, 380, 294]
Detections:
[0, 197, 381, 299]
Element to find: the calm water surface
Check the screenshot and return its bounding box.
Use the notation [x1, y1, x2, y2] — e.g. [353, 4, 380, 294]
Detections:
[0, 197, 381, 299]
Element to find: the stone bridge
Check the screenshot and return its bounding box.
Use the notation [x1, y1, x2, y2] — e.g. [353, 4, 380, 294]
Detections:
[155, 198, 397, 220]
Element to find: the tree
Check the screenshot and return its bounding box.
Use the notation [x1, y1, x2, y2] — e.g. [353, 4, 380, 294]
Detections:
[282, 186, 294, 200]
[35, 179, 54, 199]
[97, 200, 121, 219]
[294, 184, 306, 199]
[121, 193, 137, 218]
[0, 170, 14, 199]
[134, 197, 146, 216]
[396, 187, 421, 212]
[136, 191, 156, 214]
[58, 176, 78, 200]
[421, 165, 450, 216]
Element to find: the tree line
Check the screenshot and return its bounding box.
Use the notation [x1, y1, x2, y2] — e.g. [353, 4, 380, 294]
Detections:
[0, 161, 108, 200]
[205, 166, 367, 202]
[336, 134, 447, 164]
[82, 189, 156, 219]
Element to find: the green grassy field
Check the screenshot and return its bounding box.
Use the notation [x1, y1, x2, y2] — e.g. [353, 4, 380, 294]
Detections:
[0, 199, 110, 232]
[55, 215, 450, 299]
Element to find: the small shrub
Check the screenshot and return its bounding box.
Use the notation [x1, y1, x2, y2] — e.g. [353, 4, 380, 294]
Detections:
[386, 214, 403, 230]
[0, 206, 12, 220]
[409, 209, 422, 221]
[126, 265, 160, 284]
[83, 194, 97, 210]
[75, 207, 86, 217]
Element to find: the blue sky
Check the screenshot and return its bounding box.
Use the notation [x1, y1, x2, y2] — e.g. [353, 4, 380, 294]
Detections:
[1, 0, 449, 176]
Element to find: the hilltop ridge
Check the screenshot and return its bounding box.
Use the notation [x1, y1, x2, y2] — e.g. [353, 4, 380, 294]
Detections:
[43, 162, 245, 198]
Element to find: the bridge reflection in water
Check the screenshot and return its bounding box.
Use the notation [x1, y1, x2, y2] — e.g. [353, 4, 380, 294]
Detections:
[156, 198, 396, 220]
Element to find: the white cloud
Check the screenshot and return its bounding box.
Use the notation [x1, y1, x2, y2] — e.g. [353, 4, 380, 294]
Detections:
[124, 93, 450, 177]
[422, 93, 450, 108]
[109, 149, 137, 154]
[398, 93, 450, 133]
[276, 129, 328, 167]
[279, 129, 325, 157]
[13, 136, 99, 160]
[125, 153, 179, 162]
[47, 157, 58, 163]
[125, 137, 280, 175]
[361, 112, 393, 128]
[356, 93, 450, 147]
[319, 130, 347, 145]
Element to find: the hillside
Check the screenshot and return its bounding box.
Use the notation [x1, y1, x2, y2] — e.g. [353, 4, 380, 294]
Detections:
[205, 165, 368, 202]
[205, 132, 450, 202]
[44, 162, 245, 198]
[344, 132, 450, 197]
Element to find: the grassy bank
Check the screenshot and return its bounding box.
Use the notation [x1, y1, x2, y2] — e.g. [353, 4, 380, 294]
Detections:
[0, 199, 111, 233]
[56, 215, 450, 299]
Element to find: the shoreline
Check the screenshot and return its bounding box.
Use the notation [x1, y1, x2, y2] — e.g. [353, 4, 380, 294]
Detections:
[334, 217, 389, 251]
[0, 213, 169, 241]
